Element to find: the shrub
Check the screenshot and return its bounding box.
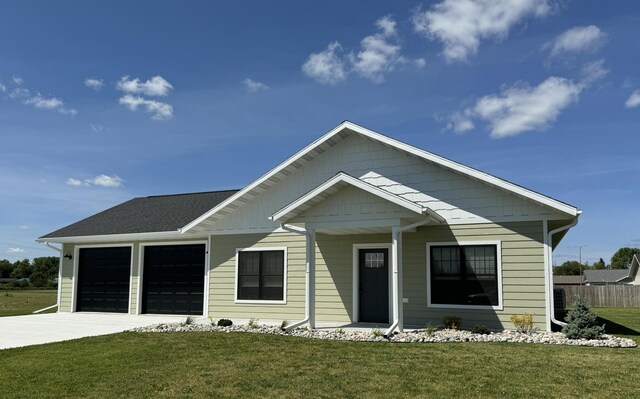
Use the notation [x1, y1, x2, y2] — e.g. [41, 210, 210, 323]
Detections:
[217, 318, 233, 327]
[372, 327, 383, 337]
[510, 313, 534, 333]
[562, 297, 605, 340]
[424, 321, 439, 337]
[472, 324, 491, 335]
[248, 317, 260, 329]
[182, 316, 194, 326]
[335, 327, 345, 335]
[442, 316, 462, 330]
[280, 320, 289, 330]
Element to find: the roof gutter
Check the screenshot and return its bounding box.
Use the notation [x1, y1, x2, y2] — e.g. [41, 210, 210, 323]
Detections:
[546, 217, 579, 328]
[42, 241, 62, 313]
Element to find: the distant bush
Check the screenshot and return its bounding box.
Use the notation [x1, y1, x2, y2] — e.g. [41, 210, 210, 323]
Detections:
[442, 316, 462, 330]
[510, 313, 534, 333]
[217, 318, 233, 327]
[248, 317, 260, 329]
[280, 320, 289, 330]
[562, 297, 605, 340]
[472, 324, 491, 335]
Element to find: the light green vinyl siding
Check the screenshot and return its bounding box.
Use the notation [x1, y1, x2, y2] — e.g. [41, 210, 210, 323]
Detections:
[58, 243, 74, 312]
[209, 221, 546, 330]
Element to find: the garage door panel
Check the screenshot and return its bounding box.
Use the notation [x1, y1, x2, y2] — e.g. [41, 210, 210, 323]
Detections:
[142, 244, 205, 315]
[76, 247, 131, 313]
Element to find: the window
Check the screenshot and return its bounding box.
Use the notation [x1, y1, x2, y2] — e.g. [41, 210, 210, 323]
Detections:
[429, 243, 500, 307]
[236, 249, 285, 301]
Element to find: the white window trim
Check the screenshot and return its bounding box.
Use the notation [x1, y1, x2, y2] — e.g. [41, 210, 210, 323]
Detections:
[352, 243, 393, 324]
[234, 246, 288, 305]
[72, 243, 134, 314]
[137, 240, 208, 316]
[426, 240, 504, 311]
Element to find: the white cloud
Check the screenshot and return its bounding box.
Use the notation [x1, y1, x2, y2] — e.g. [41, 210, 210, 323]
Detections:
[18, 225, 29, 230]
[414, 58, 427, 69]
[119, 94, 173, 120]
[242, 78, 269, 92]
[24, 94, 78, 116]
[89, 175, 124, 187]
[302, 42, 347, 85]
[625, 90, 640, 109]
[84, 78, 104, 91]
[456, 76, 581, 138]
[66, 178, 85, 187]
[0, 81, 5, 92]
[350, 16, 406, 83]
[9, 87, 30, 99]
[67, 175, 124, 188]
[116, 75, 173, 96]
[6, 247, 25, 254]
[446, 111, 475, 133]
[12, 76, 24, 85]
[580, 59, 609, 86]
[412, 0, 551, 62]
[548, 25, 606, 57]
[89, 123, 106, 133]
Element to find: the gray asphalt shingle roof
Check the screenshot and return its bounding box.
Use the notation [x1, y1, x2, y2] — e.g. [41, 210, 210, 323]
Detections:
[583, 269, 631, 284]
[39, 190, 239, 239]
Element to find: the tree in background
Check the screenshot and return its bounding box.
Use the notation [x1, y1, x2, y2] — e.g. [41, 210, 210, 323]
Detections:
[592, 258, 606, 270]
[9, 259, 31, 279]
[554, 260, 588, 276]
[0, 259, 13, 278]
[610, 247, 640, 269]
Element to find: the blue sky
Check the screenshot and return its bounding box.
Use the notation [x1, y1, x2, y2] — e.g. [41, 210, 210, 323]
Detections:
[1, 0, 638, 265]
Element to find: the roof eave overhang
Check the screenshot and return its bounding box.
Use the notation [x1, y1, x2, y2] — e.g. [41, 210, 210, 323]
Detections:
[36, 230, 187, 244]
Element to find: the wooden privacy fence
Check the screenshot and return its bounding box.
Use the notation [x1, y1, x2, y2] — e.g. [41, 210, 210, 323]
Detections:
[556, 285, 640, 308]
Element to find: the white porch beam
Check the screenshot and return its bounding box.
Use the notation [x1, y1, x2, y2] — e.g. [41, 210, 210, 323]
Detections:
[307, 229, 316, 329]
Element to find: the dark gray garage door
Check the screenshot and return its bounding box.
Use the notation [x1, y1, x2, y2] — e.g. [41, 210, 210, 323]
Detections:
[142, 244, 205, 315]
[76, 246, 131, 313]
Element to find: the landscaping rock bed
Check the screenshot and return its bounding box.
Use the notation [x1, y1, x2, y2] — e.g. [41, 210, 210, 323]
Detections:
[129, 322, 637, 348]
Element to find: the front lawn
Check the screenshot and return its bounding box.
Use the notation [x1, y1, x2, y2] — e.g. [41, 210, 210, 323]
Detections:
[0, 289, 57, 317]
[593, 307, 640, 343]
[0, 331, 637, 399]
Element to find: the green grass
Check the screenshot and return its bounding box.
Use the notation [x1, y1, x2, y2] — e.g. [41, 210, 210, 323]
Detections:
[0, 290, 57, 317]
[0, 330, 638, 399]
[593, 307, 640, 343]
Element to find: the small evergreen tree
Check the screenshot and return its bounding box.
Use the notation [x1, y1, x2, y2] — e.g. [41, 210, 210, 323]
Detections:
[562, 297, 605, 339]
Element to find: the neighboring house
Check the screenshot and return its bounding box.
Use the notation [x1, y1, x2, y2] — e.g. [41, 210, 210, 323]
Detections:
[553, 275, 584, 286]
[37, 122, 581, 332]
[584, 257, 640, 285]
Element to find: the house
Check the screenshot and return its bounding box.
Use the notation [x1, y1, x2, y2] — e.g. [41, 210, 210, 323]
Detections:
[37, 121, 581, 332]
[584, 256, 640, 285]
[553, 275, 584, 286]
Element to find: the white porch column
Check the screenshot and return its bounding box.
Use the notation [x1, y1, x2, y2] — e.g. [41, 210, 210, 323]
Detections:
[391, 227, 403, 332]
[306, 228, 316, 329]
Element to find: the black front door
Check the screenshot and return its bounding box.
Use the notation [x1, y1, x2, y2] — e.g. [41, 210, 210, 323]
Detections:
[358, 248, 389, 323]
[142, 244, 205, 315]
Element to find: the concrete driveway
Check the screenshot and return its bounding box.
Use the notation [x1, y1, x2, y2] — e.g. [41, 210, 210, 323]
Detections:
[0, 312, 192, 350]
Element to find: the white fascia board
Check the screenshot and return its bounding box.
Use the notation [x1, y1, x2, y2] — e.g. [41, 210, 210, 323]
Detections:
[36, 231, 189, 244]
[180, 121, 578, 233]
[271, 172, 426, 222]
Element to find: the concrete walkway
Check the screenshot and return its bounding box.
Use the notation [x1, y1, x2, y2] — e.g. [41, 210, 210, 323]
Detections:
[0, 312, 192, 350]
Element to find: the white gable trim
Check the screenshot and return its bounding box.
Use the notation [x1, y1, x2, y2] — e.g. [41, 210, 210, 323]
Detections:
[180, 121, 579, 233]
[270, 172, 444, 223]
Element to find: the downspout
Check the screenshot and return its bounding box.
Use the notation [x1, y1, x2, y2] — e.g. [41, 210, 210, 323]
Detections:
[384, 217, 432, 337]
[546, 217, 579, 328]
[44, 241, 63, 312]
[280, 223, 315, 331]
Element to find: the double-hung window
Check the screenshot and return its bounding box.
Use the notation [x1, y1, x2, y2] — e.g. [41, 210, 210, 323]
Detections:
[428, 243, 501, 308]
[236, 249, 285, 302]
